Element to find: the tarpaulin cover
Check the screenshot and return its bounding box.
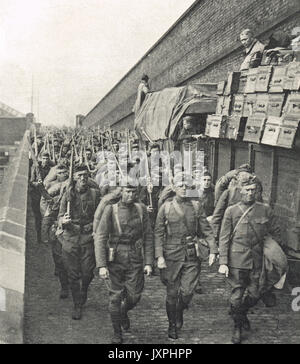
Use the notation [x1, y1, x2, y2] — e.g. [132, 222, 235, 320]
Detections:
[134, 84, 217, 142]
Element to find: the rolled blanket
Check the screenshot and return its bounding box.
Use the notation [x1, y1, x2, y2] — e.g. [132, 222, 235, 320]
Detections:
[259, 235, 288, 294]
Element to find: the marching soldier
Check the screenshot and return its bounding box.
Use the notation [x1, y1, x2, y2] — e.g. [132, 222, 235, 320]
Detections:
[58, 165, 100, 320]
[155, 173, 218, 340]
[132, 74, 150, 115]
[94, 179, 154, 344]
[30, 151, 52, 243]
[218, 176, 281, 344]
[41, 164, 70, 298]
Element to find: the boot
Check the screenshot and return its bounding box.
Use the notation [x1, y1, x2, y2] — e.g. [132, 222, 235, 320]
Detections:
[195, 281, 203, 294]
[231, 306, 242, 344]
[70, 282, 82, 320]
[72, 305, 82, 320]
[166, 302, 178, 340]
[80, 290, 88, 306]
[241, 314, 251, 331]
[110, 312, 123, 344]
[81, 275, 93, 306]
[58, 272, 69, 299]
[261, 290, 276, 307]
[232, 323, 242, 344]
[120, 300, 130, 331]
[176, 295, 184, 330]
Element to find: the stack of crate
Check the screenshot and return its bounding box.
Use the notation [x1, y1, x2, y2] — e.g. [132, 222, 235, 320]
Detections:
[205, 58, 300, 149]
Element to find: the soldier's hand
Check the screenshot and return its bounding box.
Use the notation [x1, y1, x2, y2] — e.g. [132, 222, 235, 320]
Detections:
[209, 253, 217, 267]
[62, 213, 71, 225]
[144, 265, 152, 277]
[157, 256, 167, 269]
[99, 267, 109, 279]
[37, 179, 43, 185]
[218, 264, 229, 277]
[147, 206, 154, 213]
[147, 182, 153, 194]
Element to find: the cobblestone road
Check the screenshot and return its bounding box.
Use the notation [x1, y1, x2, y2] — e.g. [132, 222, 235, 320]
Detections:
[24, 202, 300, 344]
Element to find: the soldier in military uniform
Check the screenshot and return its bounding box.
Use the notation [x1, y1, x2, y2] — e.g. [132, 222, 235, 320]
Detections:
[155, 173, 218, 340]
[58, 165, 100, 320]
[218, 177, 281, 344]
[30, 151, 52, 243]
[94, 180, 154, 344]
[41, 164, 69, 298]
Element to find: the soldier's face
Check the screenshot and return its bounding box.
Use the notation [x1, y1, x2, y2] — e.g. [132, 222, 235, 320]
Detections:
[76, 171, 89, 189]
[150, 147, 160, 156]
[240, 34, 253, 48]
[41, 156, 49, 166]
[201, 176, 212, 189]
[86, 151, 92, 160]
[57, 170, 68, 182]
[241, 184, 256, 203]
[174, 183, 188, 199]
[121, 187, 138, 204]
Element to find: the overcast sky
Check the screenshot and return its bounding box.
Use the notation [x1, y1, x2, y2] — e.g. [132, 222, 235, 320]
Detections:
[0, 0, 195, 126]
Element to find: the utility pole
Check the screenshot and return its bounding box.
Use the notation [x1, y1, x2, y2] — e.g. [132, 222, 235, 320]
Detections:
[30, 74, 34, 113]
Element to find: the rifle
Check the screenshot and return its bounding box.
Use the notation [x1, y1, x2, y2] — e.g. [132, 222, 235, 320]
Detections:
[27, 136, 52, 200]
[34, 126, 38, 157]
[100, 133, 104, 154]
[79, 136, 84, 164]
[139, 128, 153, 208]
[51, 134, 56, 164]
[58, 144, 63, 162]
[83, 144, 92, 173]
[126, 128, 132, 160]
[91, 132, 95, 154]
[46, 133, 51, 156]
[66, 147, 74, 216]
[140, 126, 154, 144]
[106, 129, 124, 178]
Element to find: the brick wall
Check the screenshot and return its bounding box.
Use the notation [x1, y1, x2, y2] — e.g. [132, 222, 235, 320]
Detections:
[83, 0, 300, 129]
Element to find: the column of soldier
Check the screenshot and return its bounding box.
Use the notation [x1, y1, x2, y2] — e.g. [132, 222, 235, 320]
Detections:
[29, 125, 284, 345]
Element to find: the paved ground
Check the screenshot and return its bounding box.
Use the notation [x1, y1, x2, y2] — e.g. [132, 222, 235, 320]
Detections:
[24, 201, 300, 344]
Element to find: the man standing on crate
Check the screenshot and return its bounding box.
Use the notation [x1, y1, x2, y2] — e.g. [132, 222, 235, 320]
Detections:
[218, 176, 281, 344]
[240, 29, 265, 71]
[155, 172, 218, 340]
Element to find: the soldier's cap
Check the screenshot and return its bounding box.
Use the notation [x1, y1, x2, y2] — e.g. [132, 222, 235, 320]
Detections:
[172, 172, 194, 188]
[120, 176, 139, 189]
[174, 164, 184, 174]
[85, 148, 92, 153]
[237, 163, 252, 173]
[56, 163, 68, 171]
[74, 164, 89, 174]
[132, 142, 139, 149]
[203, 170, 212, 177]
[240, 174, 257, 187]
[141, 74, 149, 81]
[183, 115, 194, 122]
[41, 152, 50, 158]
[149, 143, 160, 151]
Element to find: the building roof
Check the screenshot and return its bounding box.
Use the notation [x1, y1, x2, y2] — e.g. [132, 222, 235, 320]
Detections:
[0, 101, 25, 118]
